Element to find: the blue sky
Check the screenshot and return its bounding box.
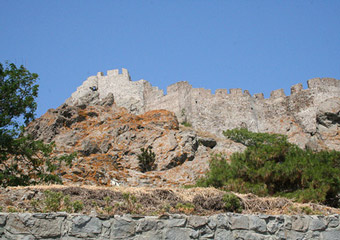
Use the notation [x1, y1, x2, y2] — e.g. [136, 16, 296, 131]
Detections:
[1, 0, 340, 118]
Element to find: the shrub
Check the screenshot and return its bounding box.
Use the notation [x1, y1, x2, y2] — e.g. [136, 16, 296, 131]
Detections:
[181, 121, 192, 127]
[44, 190, 64, 212]
[222, 193, 243, 213]
[63, 195, 73, 213]
[72, 200, 84, 212]
[175, 202, 195, 214]
[138, 146, 156, 172]
[39, 191, 84, 213]
[197, 128, 340, 207]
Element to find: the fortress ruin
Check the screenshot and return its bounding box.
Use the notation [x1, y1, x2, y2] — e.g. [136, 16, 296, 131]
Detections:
[66, 68, 340, 150]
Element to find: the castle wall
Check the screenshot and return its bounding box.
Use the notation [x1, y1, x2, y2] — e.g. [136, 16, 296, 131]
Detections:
[66, 69, 340, 149]
[67, 69, 146, 114]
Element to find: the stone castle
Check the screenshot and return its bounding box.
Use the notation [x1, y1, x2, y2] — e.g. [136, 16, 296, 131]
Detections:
[66, 68, 340, 150]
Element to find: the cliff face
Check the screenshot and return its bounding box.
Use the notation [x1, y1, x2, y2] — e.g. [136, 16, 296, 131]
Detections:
[28, 94, 243, 186]
[66, 69, 340, 151]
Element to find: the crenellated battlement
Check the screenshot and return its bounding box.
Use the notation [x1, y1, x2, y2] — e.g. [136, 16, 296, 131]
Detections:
[229, 88, 243, 96]
[290, 83, 303, 94]
[68, 69, 340, 105]
[105, 68, 130, 79]
[270, 88, 286, 99]
[307, 77, 340, 89]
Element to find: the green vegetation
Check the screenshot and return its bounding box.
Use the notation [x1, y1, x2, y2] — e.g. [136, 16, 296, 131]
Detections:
[181, 121, 192, 127]
[197, 128, 340, 207]
[28, 190, 84, 213]
[7, 206, 19, 213]
[72, 200, 84, 212]
[44, 190, 64, 212]
[222, 193, 243, 213]
[0, 62, 75, 187]
[138, 146, 156, 172]
[180, 108, 192, 127]
[175, 202, 195, 213]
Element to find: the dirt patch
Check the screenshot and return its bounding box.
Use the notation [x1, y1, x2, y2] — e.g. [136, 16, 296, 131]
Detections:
[1, 185, 339, 216]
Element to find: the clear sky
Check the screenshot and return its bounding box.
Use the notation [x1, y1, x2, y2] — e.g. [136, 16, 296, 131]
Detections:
[1, 0, 340, 118]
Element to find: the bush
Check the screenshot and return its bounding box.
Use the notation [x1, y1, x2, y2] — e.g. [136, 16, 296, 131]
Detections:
[197, 128, 340, 207]
[222, 193, 243, 213]
[138, 146, 156, 172]
[72, 200, 84, 212]
[30, 190, 85, 213]
[175, 202, 195, 214]
[181, 121, 192, 127]
[44, 190, 64, 212]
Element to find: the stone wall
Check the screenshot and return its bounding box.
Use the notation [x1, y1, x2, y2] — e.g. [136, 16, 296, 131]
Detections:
[0, 213, 339, 239]
[65, 69, 340, 150]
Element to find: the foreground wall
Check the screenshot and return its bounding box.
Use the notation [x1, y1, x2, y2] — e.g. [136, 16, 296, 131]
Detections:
[0, 213, 339, 239]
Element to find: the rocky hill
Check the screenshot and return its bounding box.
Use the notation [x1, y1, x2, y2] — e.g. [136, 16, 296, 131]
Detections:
[27, 94, 243, 187]
[26, 69, 340, 187]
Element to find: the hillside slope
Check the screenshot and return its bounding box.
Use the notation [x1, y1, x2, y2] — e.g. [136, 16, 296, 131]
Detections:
[27, 94, 243, 186]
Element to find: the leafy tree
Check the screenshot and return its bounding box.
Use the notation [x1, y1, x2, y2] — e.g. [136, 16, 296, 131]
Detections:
[0, 62, 74, 187]
[197, 128, 340, 207]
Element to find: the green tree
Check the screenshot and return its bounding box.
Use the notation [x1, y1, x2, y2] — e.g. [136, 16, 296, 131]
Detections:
[0, 62, 74, 187]
[138, 146, 156, 172]
[197, 128, 340, 207]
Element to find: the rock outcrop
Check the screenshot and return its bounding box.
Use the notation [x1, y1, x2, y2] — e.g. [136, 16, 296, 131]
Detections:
[27, 96, 243, 186]
[66, 69, 340, 151]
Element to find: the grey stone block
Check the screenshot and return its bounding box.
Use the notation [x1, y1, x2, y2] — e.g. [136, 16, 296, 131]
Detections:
[208, 214, 229, 229]
[165, 228, 195, 240]
[111, 218, 136, 239]
[309, 216, 327, 231]
[165, 218, 187, 228]
[291, 216, 310, 232]
[232, 230, 263, 240]
[285, 230, 307, 240]
[249, 215, 267, 233]
[214, 228, 232, 240]
[0, 215, 7, 226]
[70, 216, 102, 237]
[4, 214, 31, 235]
[207, 217, 217, 230]
[187, 216, 207, 228]
[267, 220, 280, 234]
[321, 230, 340, 240]
[230, 215, 249, 230]
[199, 225, 214, 238]
[304, 230, 321, 240]
[283, 216, 292, 230]
[134, 230, 163, 240]
[326, 215, 339, 228]
[30, 217, 63, 238]
[136, 219, 158, 232]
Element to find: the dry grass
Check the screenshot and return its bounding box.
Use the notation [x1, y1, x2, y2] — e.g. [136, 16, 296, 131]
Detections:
[4, 184, 339, 216]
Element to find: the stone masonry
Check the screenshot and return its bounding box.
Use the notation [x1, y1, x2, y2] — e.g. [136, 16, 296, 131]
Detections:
[0, 213, 339, 239]
[66, 69, 340, 150]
